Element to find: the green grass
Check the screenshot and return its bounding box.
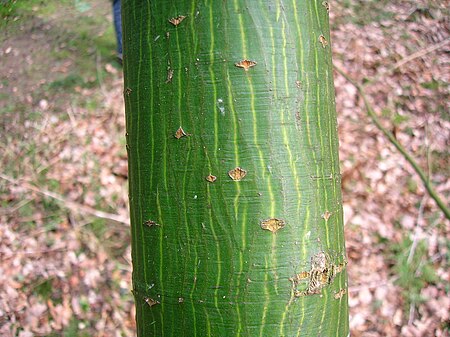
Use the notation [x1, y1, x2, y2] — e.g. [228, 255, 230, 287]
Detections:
[0, 0, 19, 21]
[388, 235, 439, 312]
[46, 74, 90, 92]
[333, 0, 446, 27]
[0, 1, 131, 335]
[63, 318, 92, 337]
[332, 0, 393, 27]
[1, 0, 69, 29]
[33, 278, 54, 300]
[43, 317, 92, 337]
[0, 0, 120, 232]
[2, 0, 116, 85]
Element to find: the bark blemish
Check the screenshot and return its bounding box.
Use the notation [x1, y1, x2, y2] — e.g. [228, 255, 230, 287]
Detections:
[144, 220, 160, 228]
[235, 59, 257, 71]
[322, 210, 331, 221]
[319, 35, 328, 48]
[334, 288, 347, 299]
[290, 252, 347, 297]
[295, 111, 301, 129]
[144, 297, 160, 307]
[228, 167, 247, 181]
[322, 1, 330, 13]
[216, 98, 225, 115]
[168, 15, 186, 26]
[205, 174, 217, 183]
[174, 127, 189, 139]
[165, 67, 174, 83]
[260, 218, 286, 233]
[310, 174, 333, 180]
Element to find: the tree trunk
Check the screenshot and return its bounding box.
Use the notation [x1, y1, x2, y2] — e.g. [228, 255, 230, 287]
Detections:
[122, 1, 348, 336]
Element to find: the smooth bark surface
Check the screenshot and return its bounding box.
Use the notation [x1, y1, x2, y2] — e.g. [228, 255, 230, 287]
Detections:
[122, 1, 349, 336]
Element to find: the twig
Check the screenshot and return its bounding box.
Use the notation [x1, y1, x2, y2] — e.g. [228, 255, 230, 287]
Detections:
[67, 104, 78, 128]
[425, 123, 431, 183]
[0, 247, 68, 261]
[36, 154, 63, 175]
[388, 38, 450, 74]
[407, 196, 426, 265]
[0, 197, 34, 215]
[335, 66, 450, 220]
[408, 301, 416, 325]
[348, 276, 399, 293]
[0, 173, 130, 225]
[365, 38, 450, 86]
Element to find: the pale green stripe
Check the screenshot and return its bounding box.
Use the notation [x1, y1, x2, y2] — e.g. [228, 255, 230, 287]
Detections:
[310, 1, 331, 333]
[189, 253, 198, 337]
[256, 21, 277, 337]
[292, 0, 309, 278]
[232, 1, 248, 334]
[208, 4, 220, 159]
[258, 255, 270, 337]
[278, 10, 307, 334]
[296, 207, 311, 337]
[224, 49, 243, 337]
[135, 0, 149, 304]
[244, 4, 281, 329]
[314, 47, 331, 248]
[206, 184, 224, 322]
[204, 0, 224, 330]
[146, 2, 156, 331]
[187, 3, 200, 334]
[155, 187, 165, 335]
[319, 291, 330, 335]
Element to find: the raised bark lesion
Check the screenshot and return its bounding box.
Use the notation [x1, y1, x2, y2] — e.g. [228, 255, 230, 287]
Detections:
[174, 127, 189, 139]
[290, 251, 347, 297]
[234, 59, 257, 71]
[205, 174, 217, 183]
[168, 15, 187, 26]
[228, 167, 247, 181]
[260, 218, 286, 233]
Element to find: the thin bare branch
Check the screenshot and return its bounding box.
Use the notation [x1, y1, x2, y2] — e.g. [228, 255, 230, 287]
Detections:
[365, 38, 450, 86]
[335, 66, 450, 220]
[0, 173, 130, 225]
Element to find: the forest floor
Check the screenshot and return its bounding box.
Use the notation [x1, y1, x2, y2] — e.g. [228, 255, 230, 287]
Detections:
[0, 0, 449, 336]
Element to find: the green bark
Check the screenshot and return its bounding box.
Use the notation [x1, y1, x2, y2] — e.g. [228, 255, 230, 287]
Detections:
[122, 1, 349, 336]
